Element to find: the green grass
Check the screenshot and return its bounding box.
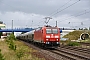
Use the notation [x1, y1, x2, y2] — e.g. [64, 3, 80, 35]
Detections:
[0, 40, 45, 60]
[80, 39, 90, 43]
[67, 41, 80, 46]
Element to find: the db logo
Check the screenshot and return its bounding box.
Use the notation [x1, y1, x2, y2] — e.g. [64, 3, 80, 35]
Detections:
[51, 34, 54, 38]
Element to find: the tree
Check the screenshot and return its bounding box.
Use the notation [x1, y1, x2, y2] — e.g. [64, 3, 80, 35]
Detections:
[84, 28, 88, 30]
[0, 32, 2, 38]
[0, 49, 5, 60]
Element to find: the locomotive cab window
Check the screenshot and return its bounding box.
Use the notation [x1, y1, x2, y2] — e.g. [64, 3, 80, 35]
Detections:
[46, 29, 52, 34]
[52, 29, 58, 34]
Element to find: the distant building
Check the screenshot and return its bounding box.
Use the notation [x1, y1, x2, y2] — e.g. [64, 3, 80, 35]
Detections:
[0, 21, 6, 29]
[0, 21, 6, 39]
[0, 24, 6, 29]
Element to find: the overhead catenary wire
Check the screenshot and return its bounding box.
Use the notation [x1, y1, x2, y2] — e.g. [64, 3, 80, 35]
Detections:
[57, 9, 90, 23]
[35, 0, 72, 26]
[58, 10, 90, 29]
[74, 10, 90, 28]
[2, 0, 84, 28]
[75, 21, 89, 29]
[3, 0, 89, 29]
[50, 0, 80, 17]
[75, 11, 90, 17]
[44, 0, 81, 25]
[48, 0, 72, 16]
[33, 0, 81, 27]
[35, 0, 90, 29]
[5, 0, 87, 28]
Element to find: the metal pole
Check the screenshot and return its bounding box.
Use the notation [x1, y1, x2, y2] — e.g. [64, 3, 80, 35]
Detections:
[56, 21, 57, 27]
[12, 20, 13, 33]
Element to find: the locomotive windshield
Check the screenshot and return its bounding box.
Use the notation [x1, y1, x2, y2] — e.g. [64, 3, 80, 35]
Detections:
[46, 29, 52, 34]
[52, 29, 58, 34]
[46, 29, 58, 34]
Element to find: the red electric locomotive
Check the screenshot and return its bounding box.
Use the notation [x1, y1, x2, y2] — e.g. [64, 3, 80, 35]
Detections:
[34, 25, 60, 48]
[16, 25, 60, 48]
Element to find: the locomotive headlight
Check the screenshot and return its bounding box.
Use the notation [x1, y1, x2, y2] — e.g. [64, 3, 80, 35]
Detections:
[46, 36, 50, 38]
[47, 42, 49, 44]
[46, 39, 48, 41]
[57, 42, 59, 44]
[46, 42, 49, 44]
[56, 39, 58, 41]
[55, 36, 59, 38]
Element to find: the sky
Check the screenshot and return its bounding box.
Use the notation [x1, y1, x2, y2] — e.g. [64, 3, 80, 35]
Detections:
[0, 0, 90, 29]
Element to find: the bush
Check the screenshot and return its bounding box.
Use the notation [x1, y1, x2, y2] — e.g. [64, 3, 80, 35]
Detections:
[0, 32, 2, 38]
[6, 33, 17, 51]
[7, 33, 16, 40]
[16, 47, 25, 60]
[67, 42, 80, 46]
[8, 40, 16, 51]
[0, 49, 5, 60]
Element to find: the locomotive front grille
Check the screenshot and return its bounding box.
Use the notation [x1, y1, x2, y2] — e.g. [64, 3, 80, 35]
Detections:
[46, 41, 60, 46]
[45, 41, 60, 48]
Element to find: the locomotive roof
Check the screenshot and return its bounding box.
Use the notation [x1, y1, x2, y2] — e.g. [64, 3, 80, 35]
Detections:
[44, 25, 58, 28]
[44, 26, 58, 29]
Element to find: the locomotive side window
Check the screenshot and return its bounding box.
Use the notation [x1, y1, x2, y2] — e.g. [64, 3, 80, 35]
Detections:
[52, 29, 58, 34]
[46, 29, 52, 34]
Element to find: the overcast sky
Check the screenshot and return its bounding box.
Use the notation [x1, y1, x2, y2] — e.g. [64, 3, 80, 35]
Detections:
[0, 0, 90, 29]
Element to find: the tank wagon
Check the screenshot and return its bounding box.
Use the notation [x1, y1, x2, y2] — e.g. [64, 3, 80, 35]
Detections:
[16, 26, 60, 48]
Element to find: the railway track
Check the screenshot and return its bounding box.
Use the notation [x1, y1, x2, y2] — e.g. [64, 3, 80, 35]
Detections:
[79, 42, 90, 46]
[20, 40, 65, 60]
[59, 46, 90, 59]
[49, 50, 77, 60]
[48, 48, 90, 60]
[47, 45, 90, 60]
[19, 40, 90, 60]
[60, 46, 90, 54]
